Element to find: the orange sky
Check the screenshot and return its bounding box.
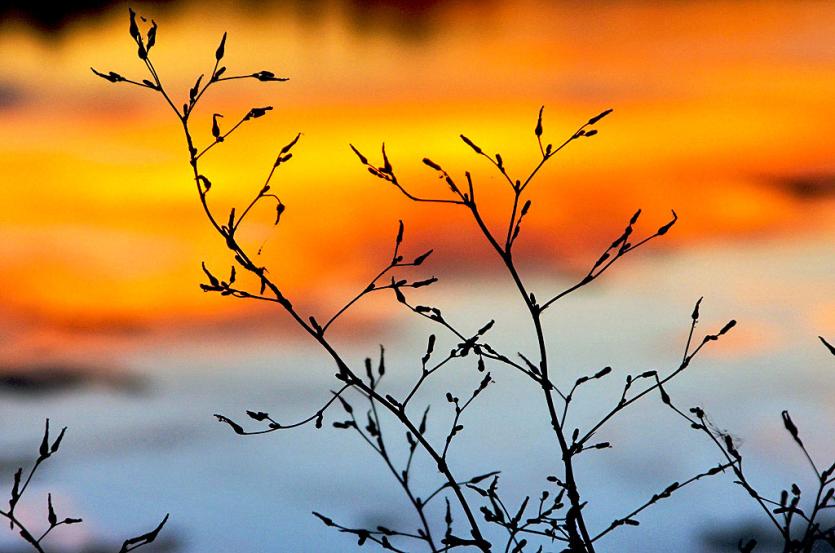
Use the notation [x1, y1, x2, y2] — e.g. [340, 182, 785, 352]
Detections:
[1, 0, 833, 364]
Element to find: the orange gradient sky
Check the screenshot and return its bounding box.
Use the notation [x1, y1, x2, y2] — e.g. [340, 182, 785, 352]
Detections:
[1, 0, 833, 364]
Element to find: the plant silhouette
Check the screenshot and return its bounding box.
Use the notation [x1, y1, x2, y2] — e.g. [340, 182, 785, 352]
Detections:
[90, 10, 835, 553]
[2, 419, 168, 553]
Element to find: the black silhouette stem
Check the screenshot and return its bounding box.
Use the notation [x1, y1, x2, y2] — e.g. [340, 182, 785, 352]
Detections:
[136, 49, 491, 551]
[466, 194, 596, 551]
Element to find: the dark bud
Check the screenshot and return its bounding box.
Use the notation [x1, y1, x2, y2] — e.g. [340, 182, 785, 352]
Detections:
[659, 384, 671, 405]
[412, 277, 438, 288]
[280, 133, 302, 155]
[128, 9, 140, 41]
[819, 336, 835, 356]
[11, 467, 22, 505]
[460, 134, 482, 154]
[477, 320, 495, 336]
[584, 129, 598, 137]
[188, 75, 203, 103]
[781, 410, 802, 445]
[246, 106, 273, 120]
[214, 415, 245, 435]
[39, 419, 50, 459]
[381, 143, 393, 174]
[588, 108, 613, 125]
[656, 210, 678, 235]
[422, 158, 442, 171]
[594, 252, 611, 268]
[378, 347, 386, 377]
[413, 250, 433, 265]
[692, 297, 703, 320]
[146, 20, 157, 50]
[337, 395, 353, 414]
[51, 427, 67, 453]
[252, 70, 288, 82]
[215, 32, 227, 61]
[350, 144, 368, 165]
[623, 519, 640, 526]
[719, 320, 737, 335]
[309, 316, 322, 333]
[119, 514, 168, 551]
[246, 411, 269, 421]
[91, 68, 125, 83]
[424, 334, 438, 356]
[197, 175, 212, 192]
[47, 493, 57, 526]
[535, 106, 544, 137]
[313, 512, 334, 527]
[418, 411, 429, 435]
[725, 435, 741, 460]
[212, 113, 223, 140]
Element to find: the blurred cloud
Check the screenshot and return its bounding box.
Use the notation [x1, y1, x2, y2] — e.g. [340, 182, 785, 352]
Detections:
[0, 0, 490, 39]
[0, 0, 833, 366]
[0, 363, 145, 395]
[1, 537, 182, 553]
[0, 81, 25, 110]
[770, 172, 835, 201]
[0, 1, 173, 33]
[699, 519, 783, 552]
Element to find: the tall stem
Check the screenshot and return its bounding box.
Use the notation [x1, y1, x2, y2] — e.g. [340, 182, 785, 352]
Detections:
[174, 110, 490, 552]
[468, 202, 595, 552]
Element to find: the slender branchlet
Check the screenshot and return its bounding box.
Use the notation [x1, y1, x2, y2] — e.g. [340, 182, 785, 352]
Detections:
[664, 339, 835, 553]
[1, 419, 168, 553]
[352, 105, 690, 551]
[93, 11, 834, 553]
[96, 11, 492, 552]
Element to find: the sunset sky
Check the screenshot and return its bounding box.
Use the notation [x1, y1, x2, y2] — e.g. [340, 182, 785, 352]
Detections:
[1, 2, 834, 552]
[1, 0, 832, 368]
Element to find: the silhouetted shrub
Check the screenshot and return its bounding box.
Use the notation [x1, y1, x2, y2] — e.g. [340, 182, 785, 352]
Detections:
[2, 419, 168, 553]
[91, 10, 834, 552]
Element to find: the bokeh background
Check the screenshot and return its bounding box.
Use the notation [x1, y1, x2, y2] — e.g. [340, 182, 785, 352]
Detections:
[0, 1, 833, 551]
